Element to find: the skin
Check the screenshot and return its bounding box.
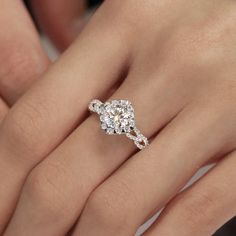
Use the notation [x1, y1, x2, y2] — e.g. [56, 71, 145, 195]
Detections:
[0, 0, 85, 231]
[31, 0, 87, 51]
[0, 0, 49, 105]
[0, 0, 51, 229]
[0, 0, 236, 235]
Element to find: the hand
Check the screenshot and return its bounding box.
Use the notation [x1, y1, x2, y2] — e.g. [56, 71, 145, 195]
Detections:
[0, 0, 87, 113]
[0, 0, 87, 231]
[0, 0, 50, 119]
[31, 0, 90, 51]
[2, 0, 236, 235]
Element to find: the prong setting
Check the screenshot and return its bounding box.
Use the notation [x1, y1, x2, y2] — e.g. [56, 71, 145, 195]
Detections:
[89, 99, 149, 149]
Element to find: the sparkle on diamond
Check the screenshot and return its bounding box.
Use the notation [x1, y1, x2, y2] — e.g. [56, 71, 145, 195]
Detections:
[99, 100, 135, 135]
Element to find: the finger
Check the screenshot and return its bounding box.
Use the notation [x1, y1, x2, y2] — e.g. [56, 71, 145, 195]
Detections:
[3, 58, 187, 235]
[31, 0, 87, 51]
[144, 151, 236, 236]
[0, 0, 50, 105]
[0, 98, 8, 122]
[73, 101, 235, 236]
[0, 2, 131, 232]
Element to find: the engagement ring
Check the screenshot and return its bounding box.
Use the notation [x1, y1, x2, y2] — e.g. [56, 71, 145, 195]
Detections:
[89, 99, 149, 149]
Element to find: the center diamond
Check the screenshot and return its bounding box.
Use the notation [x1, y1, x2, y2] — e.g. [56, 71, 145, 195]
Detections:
[99, 100, 135, 135]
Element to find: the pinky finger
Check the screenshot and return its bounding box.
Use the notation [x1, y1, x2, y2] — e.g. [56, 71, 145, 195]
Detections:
[144, 151, 236, 236]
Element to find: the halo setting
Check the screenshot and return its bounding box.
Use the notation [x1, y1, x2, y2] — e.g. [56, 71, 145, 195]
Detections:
[89, 99, 149, 149]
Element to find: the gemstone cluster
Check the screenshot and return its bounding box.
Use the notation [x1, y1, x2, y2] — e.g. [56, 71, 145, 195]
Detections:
[89, 99, 135, 135]
[89, 99, 149, 149]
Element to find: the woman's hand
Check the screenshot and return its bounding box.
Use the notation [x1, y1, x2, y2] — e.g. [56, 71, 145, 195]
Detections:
[1, 0, 236, 235]
[31, 0, 87, 51]
[0, 0, 50, 115]
[0, 0, 87, 113]
[0, 0, 54, 140]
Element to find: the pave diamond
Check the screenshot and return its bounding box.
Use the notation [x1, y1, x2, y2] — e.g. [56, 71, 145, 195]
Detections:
[88, 99, 103, 114]
[89, 99, 149, 149]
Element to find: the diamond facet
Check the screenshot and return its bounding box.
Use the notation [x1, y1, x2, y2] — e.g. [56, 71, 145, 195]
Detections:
[89, 99, 103, 114]
[89, 99, 149, 149]
[99, 100, 135, 135]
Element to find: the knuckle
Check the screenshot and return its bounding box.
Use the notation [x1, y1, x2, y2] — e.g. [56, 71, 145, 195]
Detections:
[85, 189, 125, 230]
[3, 97, 50, 162]
[24, 166, 68, 220]
[0, 47, 46, 96]
[85, 180, 138, 231]
[101, 0, 154, 38]
[180, 188, 220, 231]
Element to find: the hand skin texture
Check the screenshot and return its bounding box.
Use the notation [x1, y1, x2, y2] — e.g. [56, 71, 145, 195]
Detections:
[0, 0, 50, 114]
[1, 0, 236, 235]
[31, 0, 87, 51]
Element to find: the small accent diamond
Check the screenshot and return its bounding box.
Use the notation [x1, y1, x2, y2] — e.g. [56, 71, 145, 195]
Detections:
[89, 99, 149, 149]
[98, 100, 135, 135]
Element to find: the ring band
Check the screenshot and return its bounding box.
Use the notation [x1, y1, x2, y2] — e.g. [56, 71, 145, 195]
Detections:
[88, 99, 149, 149]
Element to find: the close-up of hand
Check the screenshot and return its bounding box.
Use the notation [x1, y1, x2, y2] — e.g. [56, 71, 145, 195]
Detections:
[0, 0, 236, 235]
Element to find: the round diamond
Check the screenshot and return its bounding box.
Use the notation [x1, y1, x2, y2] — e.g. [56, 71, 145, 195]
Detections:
[106, 128, 115, 135]
[101, 123, 107, 130]
[89, 98, 148, 149]
[99, 99, 135, 135]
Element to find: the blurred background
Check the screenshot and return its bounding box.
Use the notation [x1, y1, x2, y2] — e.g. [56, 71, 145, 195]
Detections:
[24, 0, 236, 235]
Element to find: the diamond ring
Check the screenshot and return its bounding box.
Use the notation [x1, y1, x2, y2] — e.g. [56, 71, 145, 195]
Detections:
[88, 99, 149, 149]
